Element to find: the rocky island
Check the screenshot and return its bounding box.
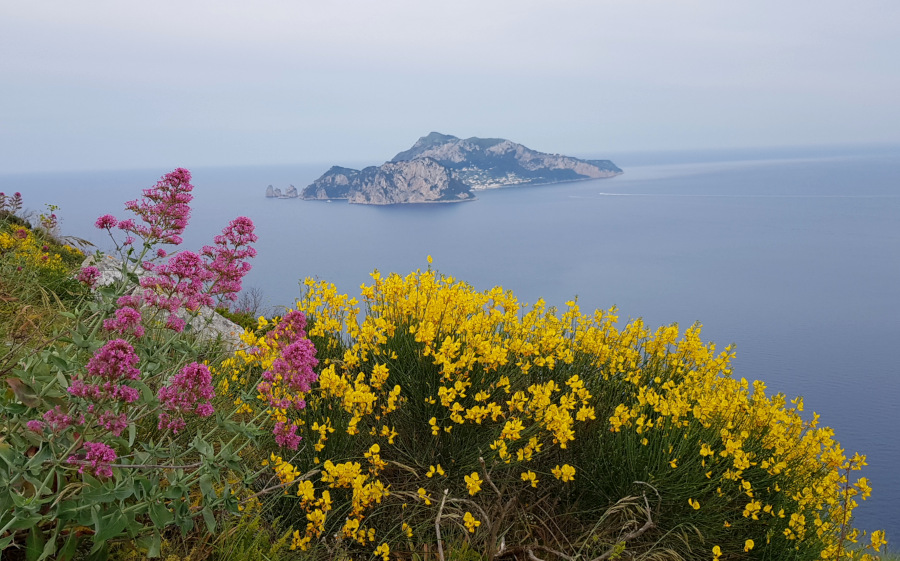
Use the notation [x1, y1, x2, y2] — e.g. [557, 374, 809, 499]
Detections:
[267, 133, 623, 205]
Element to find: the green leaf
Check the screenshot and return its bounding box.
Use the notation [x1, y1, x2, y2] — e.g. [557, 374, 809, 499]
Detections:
[7, 515, 43, 530]
[0, 535, 14, 551]
[149, 502, 174, 527]
[147, 532, 161, 558]
[55, 371, 70, 389]
[26, 526, 46, 561]
[86, 540, 109, 559]
[198, 474, 215, 501]
[57, 533, 79, 561]
[93, 510, 127, 543]
[192, 435, 213, 459]
[25, 446, 53, 475]
[128, 422, 136, 447]
[0, 442, 19, 468]
[132, 380, 154, 402]
[177, 513, 194, 534]
[40, 534, 59, 561]
[49, 354, 69, 371]
[5, 378, 41, 408]
[113, 482, 134, 501]
[201, 506, 216, 534]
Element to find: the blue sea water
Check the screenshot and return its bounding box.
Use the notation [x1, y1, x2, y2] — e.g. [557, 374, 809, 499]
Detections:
[3, 144, 899, 542]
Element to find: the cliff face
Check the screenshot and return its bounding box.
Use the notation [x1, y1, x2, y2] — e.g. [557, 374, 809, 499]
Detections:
[300, 167, 358, 200]
[302, 161, 473, 204]
[294, 133, 622, 204]
[348, 159, 473, 205]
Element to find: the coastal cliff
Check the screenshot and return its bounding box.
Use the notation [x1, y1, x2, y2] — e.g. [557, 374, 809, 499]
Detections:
[295, 133, 622, 204]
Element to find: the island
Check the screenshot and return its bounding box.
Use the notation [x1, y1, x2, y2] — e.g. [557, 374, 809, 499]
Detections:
[266, 132, 623, 205]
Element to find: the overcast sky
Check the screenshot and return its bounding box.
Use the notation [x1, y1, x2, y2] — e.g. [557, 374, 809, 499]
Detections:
[2, 0, 899, 173]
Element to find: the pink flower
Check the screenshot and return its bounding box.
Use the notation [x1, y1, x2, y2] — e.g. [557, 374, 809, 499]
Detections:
[201, 217, 257, 304]
[43, 406, 75, 432]
[68, 441, 117, 478]
[121, 168, 194, 245]
[267, 339, 318, 396]
[103, 306, 145, 337]
[77, 266, 101, 288]
[157, 362, 216, 433]
[269, 310, 309, 344]
[98, 411, 129, 436]
[26, 420, 45, 433]
[165, 314, 186, 333]
[86, 339, 141, 381]
[141, 250, 215, 314]
[273, 421, 302, 450]
[95, 214, 118, 229]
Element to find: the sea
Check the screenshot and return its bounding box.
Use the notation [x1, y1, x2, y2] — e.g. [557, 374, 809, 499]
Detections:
[3, 144, 899, 543]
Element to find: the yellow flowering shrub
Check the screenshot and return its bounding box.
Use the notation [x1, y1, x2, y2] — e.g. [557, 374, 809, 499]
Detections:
[215, 264, 884, 561]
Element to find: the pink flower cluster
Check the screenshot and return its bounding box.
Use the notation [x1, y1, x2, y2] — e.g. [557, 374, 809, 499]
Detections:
[140, 250, 215, 314]
[65, 339, 141, 436]
[103, 304, 145, 337]
[68, 441, 117, 478]
[201, 217, 258, 305]
[76, 266, 101, 288]
[255, 311, 319, 449]
[0, 192, 23, 214]
[273, 421, 301, 450]
[257, 311, 319, 412]
[94, 168, 192, 246]
[93, 169, 257, 333]
[157, 362, 216, 434]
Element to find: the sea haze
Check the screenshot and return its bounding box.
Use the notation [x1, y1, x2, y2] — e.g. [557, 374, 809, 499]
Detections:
[3, 145, 899, 541]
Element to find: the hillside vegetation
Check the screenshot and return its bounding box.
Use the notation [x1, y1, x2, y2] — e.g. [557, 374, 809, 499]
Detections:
[0, 172, 888, 561]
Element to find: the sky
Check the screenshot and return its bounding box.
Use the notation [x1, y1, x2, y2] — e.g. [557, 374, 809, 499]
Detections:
[1, 0, 899, 173]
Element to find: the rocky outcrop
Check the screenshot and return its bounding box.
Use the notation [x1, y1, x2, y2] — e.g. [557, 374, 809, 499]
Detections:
[292, 133, 622, 204]
[266, 184, 299, 199]
[83, 254, 245, 351]
[302, 161, 473, 204]
[300, 166, 358, 200]
[348, 159, 474, 205]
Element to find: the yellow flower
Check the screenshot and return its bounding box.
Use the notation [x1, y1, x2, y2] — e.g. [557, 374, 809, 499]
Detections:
[688, 498, 700, 510]
[426, 464, 445, 478]
[669, 458, 678, 469]
[463, 511, 481, 533]
[402, 522, 413, 538]
[551, 464, 576, 482]
[521, 470, 538, 488]
[374, 542, 390, 561]
[743, 539, 754, 552]
[712, 545, 722, 560]
[464, 472, 483, 495]
[869, 530, 886, 551]
[417, 487, 432, 505]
